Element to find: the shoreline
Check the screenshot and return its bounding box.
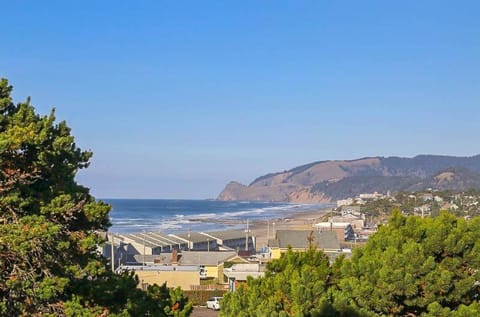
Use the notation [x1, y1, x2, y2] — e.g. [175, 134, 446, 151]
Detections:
[108, 201, 334, 251]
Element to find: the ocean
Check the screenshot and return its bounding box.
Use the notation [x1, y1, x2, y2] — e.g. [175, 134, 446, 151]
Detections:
[104, 199, 329, 234]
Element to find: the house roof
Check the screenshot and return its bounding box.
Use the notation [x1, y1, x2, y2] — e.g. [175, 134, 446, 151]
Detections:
[179, 251, 238, 266]
[200, 230, 248, 242]
[224, 263, 265, 281]
[131, 254, 175, 265]
[128, 251, 239, 266]
[171, 232, 213, 243]
[274, 230, 340, 250]
[267, 239, 279, 248]
[118, 233, 187, 249]
[223, 271, 265, 281]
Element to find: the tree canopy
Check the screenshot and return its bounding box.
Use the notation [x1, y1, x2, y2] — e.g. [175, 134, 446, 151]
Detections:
[221, 210, 480, 316]
[221, 247, 354, 317]
[338, 210, 480, 316]
[0, 79, 192, 316]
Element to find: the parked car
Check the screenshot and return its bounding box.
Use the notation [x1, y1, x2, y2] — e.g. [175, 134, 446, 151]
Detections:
[206, 297, 222, 310]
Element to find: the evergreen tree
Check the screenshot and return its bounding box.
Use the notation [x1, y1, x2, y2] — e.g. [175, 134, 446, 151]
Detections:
[337, 210, 480, 316]
[220, 247, 348, 317]
[0, 79, 192, 316]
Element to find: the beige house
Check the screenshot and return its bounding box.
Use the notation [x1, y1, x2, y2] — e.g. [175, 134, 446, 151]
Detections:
[224, 263, 265, 291]
[313, 222, 356, 242]
[179, 251, 247, 282]
[120, 265, 200, 290]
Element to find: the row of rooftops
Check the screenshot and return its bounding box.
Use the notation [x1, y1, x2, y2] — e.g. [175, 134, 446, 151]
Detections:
[112, 229, 252, 249]
[129, 250, 240, 266]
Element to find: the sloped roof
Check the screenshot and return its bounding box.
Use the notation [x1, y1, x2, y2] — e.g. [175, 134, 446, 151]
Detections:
[200, 230, 248, 241]
[275, 230, 340, 250]
[223, 271, 265, 281]
[131, 254, 175, 265]
[171, 232, 212, 243]
[179, 251, 238, 266]
[267, 239, 279, 248]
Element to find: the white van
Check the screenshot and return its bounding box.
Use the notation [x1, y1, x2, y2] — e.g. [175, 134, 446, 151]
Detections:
[206, 297, 222, 310]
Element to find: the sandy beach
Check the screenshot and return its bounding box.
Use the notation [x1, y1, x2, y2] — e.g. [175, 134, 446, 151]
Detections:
[249, 207, 334, 249]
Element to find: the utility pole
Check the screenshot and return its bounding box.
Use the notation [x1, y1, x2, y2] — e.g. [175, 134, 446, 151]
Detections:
[111, 234, 115, 272]
[330, 208, 333, 232]
[267, 219, 270, 240]
[245, 219, 250, 251]
[143, 230, 146, 267]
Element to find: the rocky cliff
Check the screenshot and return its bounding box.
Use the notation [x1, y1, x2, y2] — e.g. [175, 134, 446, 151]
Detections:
[217, 155, 480, 202]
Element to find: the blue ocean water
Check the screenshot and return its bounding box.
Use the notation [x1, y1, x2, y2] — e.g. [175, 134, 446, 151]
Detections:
[104, 199, 328, 234]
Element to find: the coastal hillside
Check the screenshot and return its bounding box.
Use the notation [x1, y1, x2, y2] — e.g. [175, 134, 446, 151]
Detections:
[217, 155, 480, 202]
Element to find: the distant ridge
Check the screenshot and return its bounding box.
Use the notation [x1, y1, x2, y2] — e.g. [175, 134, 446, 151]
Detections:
[217, 155, 480, 203]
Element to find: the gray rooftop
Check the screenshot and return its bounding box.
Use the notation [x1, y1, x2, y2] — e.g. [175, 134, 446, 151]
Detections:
[179, 251, 238, 266]
[200, 230, 249, 241]
[171, 232, 212, 243]
[131, 254, 175, 265]
[274, 230, 340, 250]
[223, 271, 265, 281]
[267, 239, 279, 248]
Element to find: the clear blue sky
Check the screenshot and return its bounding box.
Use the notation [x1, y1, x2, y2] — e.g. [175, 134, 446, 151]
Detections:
[1, 1, 479, 199]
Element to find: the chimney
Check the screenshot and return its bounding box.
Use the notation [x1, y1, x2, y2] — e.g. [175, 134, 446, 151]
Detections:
[172, 249, 178, 264]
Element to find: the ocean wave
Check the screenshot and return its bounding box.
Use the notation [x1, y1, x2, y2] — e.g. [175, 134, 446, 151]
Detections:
[108, 199, 331, 234]
[156, 222, 183, 230]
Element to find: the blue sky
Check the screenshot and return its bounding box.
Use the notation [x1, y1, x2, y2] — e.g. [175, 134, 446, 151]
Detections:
[1, 1, 479, 199]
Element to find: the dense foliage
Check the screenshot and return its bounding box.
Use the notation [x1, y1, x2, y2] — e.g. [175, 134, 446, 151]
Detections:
[339, 210, 480, 316]
[221, 211, 480, 316]
[0, 79, 192, 316]
[221, 248, 342, 317]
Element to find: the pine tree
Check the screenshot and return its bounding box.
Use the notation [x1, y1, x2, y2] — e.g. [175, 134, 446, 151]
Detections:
[0, 79, 192, 316]
[338, 210, 480, 316]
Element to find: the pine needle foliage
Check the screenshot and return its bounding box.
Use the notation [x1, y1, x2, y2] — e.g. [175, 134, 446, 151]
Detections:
[0, 79, 192, 316]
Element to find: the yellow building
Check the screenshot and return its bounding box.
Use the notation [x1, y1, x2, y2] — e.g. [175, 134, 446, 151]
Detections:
[179, 251, 247, 282]
[120, 250, 248, 289]
[120, 265, 200, 290]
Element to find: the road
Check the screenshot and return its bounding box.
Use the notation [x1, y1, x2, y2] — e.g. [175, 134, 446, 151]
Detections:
[191, 306, 219, 317]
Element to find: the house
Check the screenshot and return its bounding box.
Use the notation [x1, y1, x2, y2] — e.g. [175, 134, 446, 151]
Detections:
[178, 251, 247, 281]
[414, 204, 431, 217]
[330, 214, 364, 230]
[341, 205, 361, 217]
[422, 193, 433, 201]
[313, 222, 356, 241]
[123, 250, 247, 286]
[358, 192, 384, 200]
[118, 264, 200, 290]
[441, 202, 459, 211]
[223, 263, 265, 292]
[267, 230, 340, 260]
[337, 198, 354, 208]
